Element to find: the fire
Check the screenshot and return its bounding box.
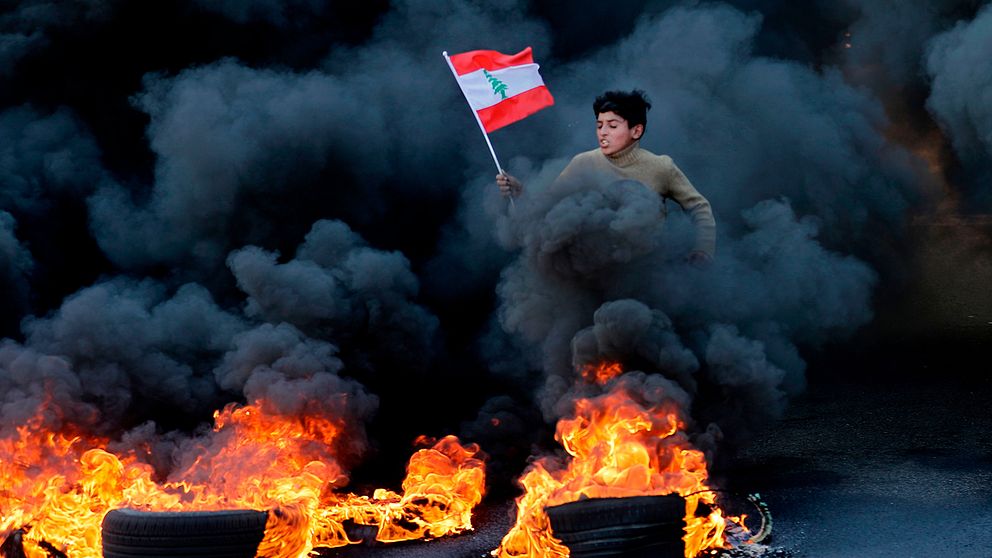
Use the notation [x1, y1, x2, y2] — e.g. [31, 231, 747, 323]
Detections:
[578, 361, 623, 384]
[0, 401, 485, 558]
[493, 362, 737, 558]
[372, 435, 486, 542]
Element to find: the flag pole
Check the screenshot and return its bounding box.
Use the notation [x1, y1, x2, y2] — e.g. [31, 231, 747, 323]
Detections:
[442, 51, 516, 207]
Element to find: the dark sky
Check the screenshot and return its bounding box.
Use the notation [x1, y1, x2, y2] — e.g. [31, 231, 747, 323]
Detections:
[2, 0, 991, 491]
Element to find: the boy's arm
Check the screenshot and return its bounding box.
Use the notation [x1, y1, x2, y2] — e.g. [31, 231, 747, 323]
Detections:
[663, 158, 716, 259]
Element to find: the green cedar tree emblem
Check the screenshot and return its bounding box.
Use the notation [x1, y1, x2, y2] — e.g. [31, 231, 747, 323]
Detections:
[482, 69, 508, 99]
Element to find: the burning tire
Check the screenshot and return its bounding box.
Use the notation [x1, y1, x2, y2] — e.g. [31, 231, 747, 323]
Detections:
[545, 495, 685, 558]
[101, 508, 268, 558]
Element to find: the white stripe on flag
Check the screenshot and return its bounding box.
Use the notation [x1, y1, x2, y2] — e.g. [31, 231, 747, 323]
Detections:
[455, 63, 545, 111]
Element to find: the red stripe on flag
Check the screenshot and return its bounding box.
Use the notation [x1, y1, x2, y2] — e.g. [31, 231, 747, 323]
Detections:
[477, 85, 554, 133]
[449, 47, 536, 75]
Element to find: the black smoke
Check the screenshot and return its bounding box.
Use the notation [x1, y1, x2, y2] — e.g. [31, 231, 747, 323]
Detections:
[925, 2, 992, 210]
[0, 211, 32, 332]
[1, 0, 989, 496]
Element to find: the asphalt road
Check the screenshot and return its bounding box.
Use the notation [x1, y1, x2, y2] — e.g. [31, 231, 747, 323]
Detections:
[721, 334, 992, 558]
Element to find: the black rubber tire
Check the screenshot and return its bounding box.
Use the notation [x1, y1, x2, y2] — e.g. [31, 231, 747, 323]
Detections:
[552, 521, 684, 544]
[545, 495, 685, 558]
[545, 494, 685, 533]
[101, 508, 268, 558]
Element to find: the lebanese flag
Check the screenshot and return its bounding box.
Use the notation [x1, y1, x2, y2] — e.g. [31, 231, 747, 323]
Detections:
[448, 47, 554, 133]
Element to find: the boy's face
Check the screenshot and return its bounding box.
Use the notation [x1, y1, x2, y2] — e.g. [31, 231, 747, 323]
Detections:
[596, 111, 643, 156]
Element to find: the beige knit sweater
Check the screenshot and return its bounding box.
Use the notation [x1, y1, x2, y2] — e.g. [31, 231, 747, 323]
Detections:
[555, 141, 716, 257]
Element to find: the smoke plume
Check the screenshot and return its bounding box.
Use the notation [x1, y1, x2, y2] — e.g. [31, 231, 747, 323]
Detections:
[925, 3, 992, 210]
[1, 0, 988, 491]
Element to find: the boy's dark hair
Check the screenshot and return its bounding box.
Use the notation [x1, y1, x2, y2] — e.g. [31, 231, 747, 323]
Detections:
[593, 90, 652, 132]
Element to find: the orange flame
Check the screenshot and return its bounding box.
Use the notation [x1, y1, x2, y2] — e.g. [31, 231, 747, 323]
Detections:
[493, 363, 737, 558]
[578, 361, 623, 384]
[0, 401, 485, 558]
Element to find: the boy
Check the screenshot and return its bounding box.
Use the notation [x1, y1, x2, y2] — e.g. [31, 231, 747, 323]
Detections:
[497, 90, 715, 264]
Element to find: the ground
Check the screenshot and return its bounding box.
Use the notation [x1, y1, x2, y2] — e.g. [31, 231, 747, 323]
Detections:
[724, 335, 992, 558]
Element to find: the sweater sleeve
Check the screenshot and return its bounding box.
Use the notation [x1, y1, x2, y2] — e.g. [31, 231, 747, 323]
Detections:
[660, 156, 716, 257]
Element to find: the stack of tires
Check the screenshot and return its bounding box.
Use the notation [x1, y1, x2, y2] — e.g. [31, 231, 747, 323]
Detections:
[545, 495, 686, 558]
[101, 509, 268, 558]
